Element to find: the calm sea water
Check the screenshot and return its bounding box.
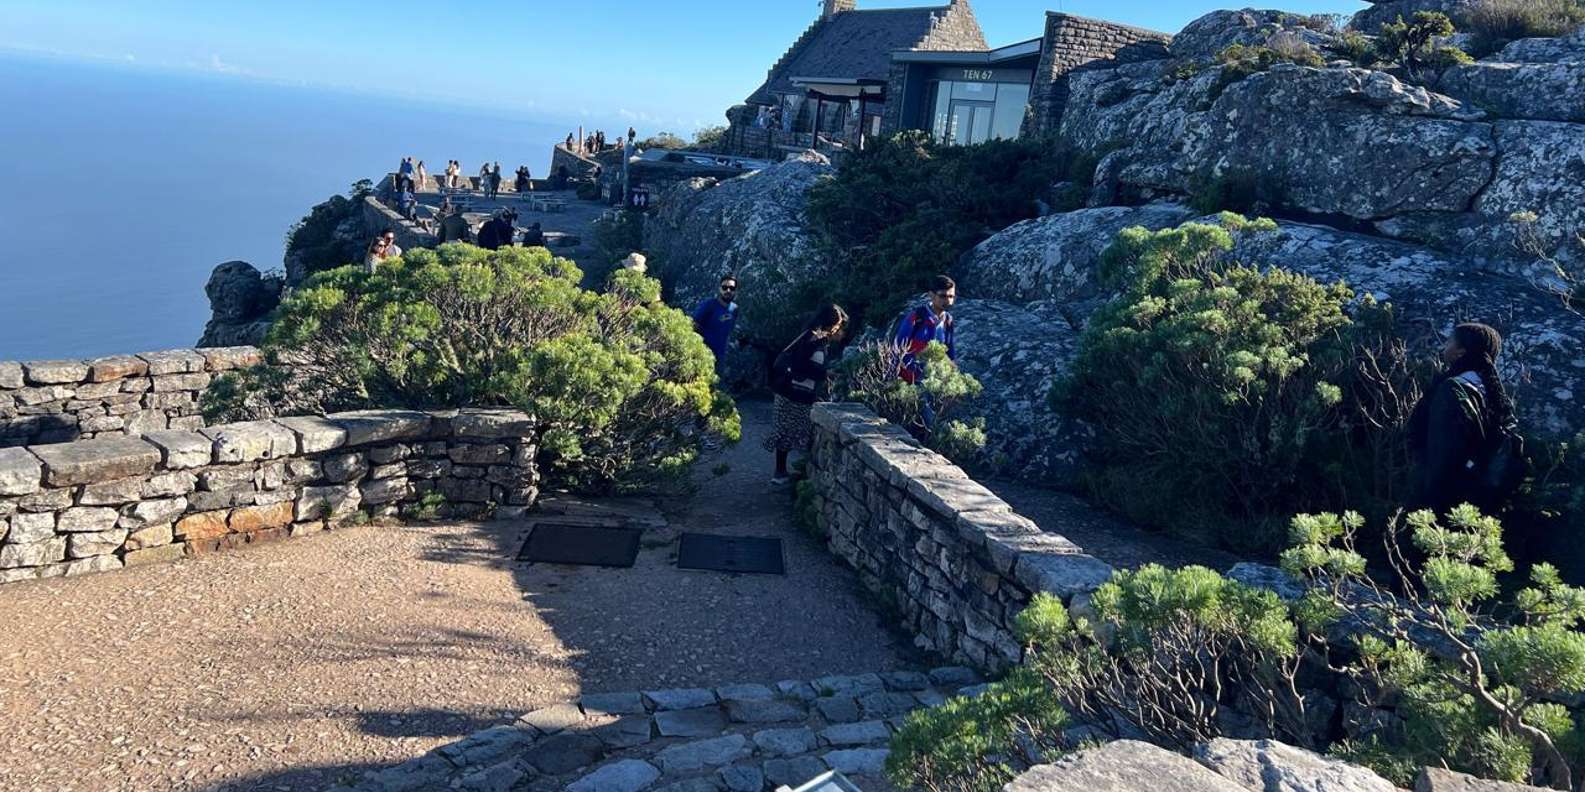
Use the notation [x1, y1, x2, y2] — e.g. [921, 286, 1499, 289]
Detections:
[0, 55, 569, 361]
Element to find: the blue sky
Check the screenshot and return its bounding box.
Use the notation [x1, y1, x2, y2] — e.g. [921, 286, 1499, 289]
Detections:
[1, 0, 1367, 134]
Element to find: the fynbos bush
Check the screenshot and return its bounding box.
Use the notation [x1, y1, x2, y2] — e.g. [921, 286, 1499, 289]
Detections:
[836, 340, 986, 464]
[204, 243, 739, 493]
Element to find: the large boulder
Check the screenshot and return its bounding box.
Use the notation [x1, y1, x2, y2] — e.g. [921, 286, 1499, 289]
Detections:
[951, 298, 1087, 486]
[1194, 738, 1398, 792]
[1495, 27, 1585, 64]
[198, 260, 279, 347]
[1169, 9, 1335, 60]
[1438, 61, 1585, 122]
[1006, 740, 1247, 791]
[644, 152, 835, 388]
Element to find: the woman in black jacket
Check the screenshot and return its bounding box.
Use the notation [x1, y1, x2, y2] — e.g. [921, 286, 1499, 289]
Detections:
[765, 303, 848, 485]
[1407, 322, 1515, 513]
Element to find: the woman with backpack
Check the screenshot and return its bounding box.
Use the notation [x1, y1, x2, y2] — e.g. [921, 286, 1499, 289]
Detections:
[765, 303, 848, 485]
[1407, 322, 1520, 513]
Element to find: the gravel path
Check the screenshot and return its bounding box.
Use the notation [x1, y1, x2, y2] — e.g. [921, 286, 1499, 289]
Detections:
[0, 400, 911, 792]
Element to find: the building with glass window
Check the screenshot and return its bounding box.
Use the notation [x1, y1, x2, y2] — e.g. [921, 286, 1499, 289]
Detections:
[720, 2, 1170, 158]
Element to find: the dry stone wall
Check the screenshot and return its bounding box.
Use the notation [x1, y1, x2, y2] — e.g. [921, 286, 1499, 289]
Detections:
[804, 403, 1113, 674]
[0, 408, 540, 585]
[1028, 12, 1173, 136]
[0, 346, 261, 448]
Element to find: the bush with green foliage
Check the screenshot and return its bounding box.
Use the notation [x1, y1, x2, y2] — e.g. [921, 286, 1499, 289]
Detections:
[1285, 507, 1585, 788]
[887, 669, 1069, 792]
[1187, 169, 1287, 216]
[589, 209, 644, 283]
[1021, 566, 1312, 750]
[691, 125, 727, 151]
[203, 243, 739, 493]
[836, 340, 986, 464]
[1466, 0, 1585, 57]
[1327, 30, 1381, 67]
[804, 132, 1092, 329]
[1213, 37, 1325, 96]
[638, 132, 688, 150]
[1376, 12, 1473, 77]
[1055, 215, 1362, 549]
[283, 179, 374, 284]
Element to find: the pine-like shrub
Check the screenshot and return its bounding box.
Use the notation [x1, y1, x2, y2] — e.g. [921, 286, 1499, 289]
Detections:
[203, 243, 739, 493]
[835, 340, 986, 464]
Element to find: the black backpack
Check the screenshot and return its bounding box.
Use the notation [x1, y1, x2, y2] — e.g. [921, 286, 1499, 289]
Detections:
[1481, 420, 1528, 502]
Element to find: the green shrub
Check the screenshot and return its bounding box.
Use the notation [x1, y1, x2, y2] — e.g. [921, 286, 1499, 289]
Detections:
[1284, 507, 1585, 788]
[692, 125, 727, 151]
[1377, 12, 1472, 77]
[283, 179, 374, 285]
[793, 479, 823, 537]
[835, 341, 986, 465]
[1055, 215, 1359, 550]
[804, 132, 1087, 329]
[1327, 30, 1381, 67]
[1213, 37, 1325, 96]
[638, 132, 688, 150]
[1466, 0, 1585, 57]
[1019, 567, 1313, 750]
[1187, 169, 1287, 216]
[203, 244, 739, 494]
[410, 492, 446, 521]
[886, 669, 1069, 792]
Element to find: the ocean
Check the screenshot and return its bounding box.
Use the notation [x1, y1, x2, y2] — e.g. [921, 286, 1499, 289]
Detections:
[0, 54, 573, 361]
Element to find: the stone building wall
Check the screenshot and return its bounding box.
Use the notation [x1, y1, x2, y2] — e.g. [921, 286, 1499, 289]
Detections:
[916, 0, 990, 52]
[804, 403, 1112, 673]
[0, 407, 540, 585]
[0, 346, 261, 448]
[1026, 12, 1172, 136]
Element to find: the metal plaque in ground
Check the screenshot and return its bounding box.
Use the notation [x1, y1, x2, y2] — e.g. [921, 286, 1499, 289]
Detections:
[518, 522, 642, 567]
[677, 532, 785, 575]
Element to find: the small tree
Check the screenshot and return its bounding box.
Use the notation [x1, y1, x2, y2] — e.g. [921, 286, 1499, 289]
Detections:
[1283, 507, 1585, 788]
[1376, 12, 1472, 77]
[692, 125, 727, 151]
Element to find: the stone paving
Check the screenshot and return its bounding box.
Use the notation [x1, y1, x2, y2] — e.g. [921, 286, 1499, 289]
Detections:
[337, 668, 982, 792]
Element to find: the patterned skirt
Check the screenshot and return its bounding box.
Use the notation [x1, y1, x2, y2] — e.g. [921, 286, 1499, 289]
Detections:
[763, 395, 815, 453]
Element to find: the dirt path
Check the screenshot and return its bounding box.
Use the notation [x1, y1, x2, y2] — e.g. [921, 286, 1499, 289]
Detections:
[0, 401, 910, 792]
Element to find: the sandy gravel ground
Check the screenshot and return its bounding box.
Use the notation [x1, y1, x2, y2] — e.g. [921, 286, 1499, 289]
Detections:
[0, 400, 911, 792]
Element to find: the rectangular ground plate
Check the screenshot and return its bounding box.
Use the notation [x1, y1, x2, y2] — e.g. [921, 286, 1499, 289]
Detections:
[676, 533, 785, 575]
[517, 522, 642, 568]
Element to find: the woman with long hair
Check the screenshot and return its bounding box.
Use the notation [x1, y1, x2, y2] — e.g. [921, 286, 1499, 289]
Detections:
[765, 303, 848, 485]
[1407, 322, 1516, 512]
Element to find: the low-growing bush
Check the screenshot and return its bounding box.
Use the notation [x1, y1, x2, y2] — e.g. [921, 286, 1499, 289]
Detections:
[805, 132, 1090, 329]
[589, 208, 644, 283]
[1187, 169, 1287, 216]
[887, 670, 1069, 792]
[203, 243, 739, 493]
[836, 340, 986, 464]
[1285, 507, 1585, 788]
[1327, 30, 1381, 67]
[1466, 0, 1585, 57]
[1213, 37, 1325, 96]
[691, 125, 727, 151]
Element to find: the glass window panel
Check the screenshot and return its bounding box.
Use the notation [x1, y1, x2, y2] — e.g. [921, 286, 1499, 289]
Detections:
[930, 81, 951, 142]
[970, 105, 993, 144]
[951, 81, 994, 101]
[990, 83, 1030, 140]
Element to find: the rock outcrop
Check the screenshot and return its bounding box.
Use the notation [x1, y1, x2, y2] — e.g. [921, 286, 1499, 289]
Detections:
[197, 261, 279, 348]
[956, 212, 1585, 480]
[1007, 738, 1399, 792]
[1060, 15, 1585, 268]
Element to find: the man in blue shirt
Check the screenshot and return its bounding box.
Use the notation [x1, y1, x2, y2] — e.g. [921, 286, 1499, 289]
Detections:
[691, 275, 740, 372]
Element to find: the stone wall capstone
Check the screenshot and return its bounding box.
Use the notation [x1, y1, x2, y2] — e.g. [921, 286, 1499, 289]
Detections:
[0, 407, 540, 585]
[804, 403, 1113, 674]
[0, 346, 261, 448]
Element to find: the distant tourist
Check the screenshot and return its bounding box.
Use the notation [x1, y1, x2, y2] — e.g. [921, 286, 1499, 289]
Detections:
[627, 127, 636, 142]
[765, 303, 847, 485]
[397, 183, 417, 220]
[398, 156, 414, 182]
[515, 166, 532, 193]
[521, 222, 544, 247]
[476, 209, 516, 250]
[490, 162, 503, 197]
[692, 274, 740, 373]
[438, 203, 470, 244]
[364, 229, 402, 273]
[892, 275, 958, 428]
[414, 160, 428, 191]
[477, 163, 491, 195]
[565, 132, 575, 150]
[1408, 322, 1520, 513]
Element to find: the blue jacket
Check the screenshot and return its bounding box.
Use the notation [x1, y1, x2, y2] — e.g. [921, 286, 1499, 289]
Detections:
[893, 304, 955, 383]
